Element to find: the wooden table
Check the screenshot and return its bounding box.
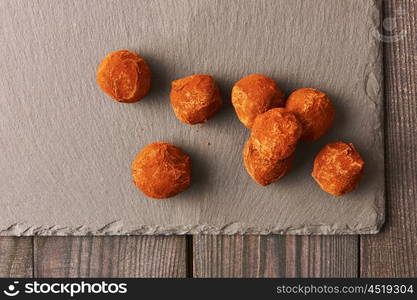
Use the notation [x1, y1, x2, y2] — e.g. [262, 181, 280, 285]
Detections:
[0, 0, 415, 278]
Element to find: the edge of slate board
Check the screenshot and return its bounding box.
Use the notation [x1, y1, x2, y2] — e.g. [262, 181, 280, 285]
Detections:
[0, 220, 383, 236]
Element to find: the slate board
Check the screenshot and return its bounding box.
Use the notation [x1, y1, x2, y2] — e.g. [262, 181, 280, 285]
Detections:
[0, 0, 384, 235]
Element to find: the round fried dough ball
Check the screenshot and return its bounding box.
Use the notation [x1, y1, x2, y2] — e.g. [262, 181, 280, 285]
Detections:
[286, 88, 335, 142]
[243, 138, 293, 186]
[251, 108, 302, 160]
[231, 74, 285, 128]
[131, 142, 191, 199]
[96, 50, 151, 103]
[312, 142, 365, 196]
[170, 74, 222, 124]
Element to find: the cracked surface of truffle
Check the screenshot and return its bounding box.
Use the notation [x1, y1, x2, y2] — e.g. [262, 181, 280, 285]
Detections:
[231, 74, 285, 128]
[286, 88, 335, 141]
[251, 108, 302, 160]
[170, 74, 222, 124]
[132, 142, 191, 199]
[312, 142, 365, 196]
[243, 139, 293, 186]
[96, 50, 151, 103]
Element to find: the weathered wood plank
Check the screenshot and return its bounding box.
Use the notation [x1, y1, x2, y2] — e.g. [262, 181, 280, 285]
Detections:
[193, 235, 358, 277]
[34, 236, 187, 278]
[360, 0, 417, 277]
[0, 237, 33, 277]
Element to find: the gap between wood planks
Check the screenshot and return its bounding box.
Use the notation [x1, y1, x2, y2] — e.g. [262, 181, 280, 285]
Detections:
[186, 235, 193, 278]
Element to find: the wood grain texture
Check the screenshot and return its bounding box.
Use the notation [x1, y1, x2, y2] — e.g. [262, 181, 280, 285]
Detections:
[360, 0, 417, 277]
[0, 237, 33, 277]
[34, 236, 187, 278]
[193, 235, 358, 277]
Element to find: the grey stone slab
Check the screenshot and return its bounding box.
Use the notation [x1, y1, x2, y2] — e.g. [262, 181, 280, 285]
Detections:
[0, 0, 384, 235]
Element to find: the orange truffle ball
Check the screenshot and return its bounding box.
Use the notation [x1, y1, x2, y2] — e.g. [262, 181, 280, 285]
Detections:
[243, 139, 293, 186]
[312, 142, 365, 196]
[286, 88, 335, 142]
[251, 108, 302, 160]
[170, 74, 222, 125]
[131, 142, 191, 199]
[96, 50, 151, 103]
[231, 74, 285, 128]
